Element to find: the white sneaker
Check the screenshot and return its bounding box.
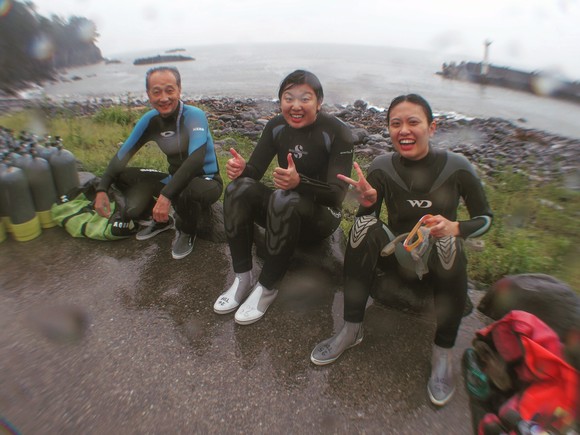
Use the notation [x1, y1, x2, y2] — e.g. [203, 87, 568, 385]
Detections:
[213, 272, 254, 314]
[234, 283, 278, 325]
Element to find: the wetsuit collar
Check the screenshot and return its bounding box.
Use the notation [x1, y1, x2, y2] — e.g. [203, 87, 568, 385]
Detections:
[398, 145, 436, 167]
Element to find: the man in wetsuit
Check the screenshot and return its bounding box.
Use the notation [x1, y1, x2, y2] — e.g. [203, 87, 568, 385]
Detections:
[94, 66, 222, 259]
[213, 70, 354, 325]
[310, 94, 493, 407]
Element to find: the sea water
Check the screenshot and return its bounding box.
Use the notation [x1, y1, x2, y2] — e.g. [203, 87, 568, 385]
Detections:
[37, 43, 580, 139]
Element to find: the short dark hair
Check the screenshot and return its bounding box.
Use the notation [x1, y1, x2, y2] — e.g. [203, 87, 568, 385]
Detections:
[386, 94, 433, 124]
[145, 66, 181, 90]
[278, 70, 324, 102]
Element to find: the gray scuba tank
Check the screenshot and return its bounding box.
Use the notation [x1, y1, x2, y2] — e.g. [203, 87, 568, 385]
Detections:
[21, 148, 59, 228]
[11, 149, 32, 170]
[0, 159, 8, 241]
[35, 138, 58, 161]
[0, 162, 41, 241]
[49, 138, 80, 201]
[0, 215, 5, 243]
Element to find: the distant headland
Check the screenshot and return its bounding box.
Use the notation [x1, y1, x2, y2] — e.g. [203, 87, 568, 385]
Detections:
[133, 54, 195, 66]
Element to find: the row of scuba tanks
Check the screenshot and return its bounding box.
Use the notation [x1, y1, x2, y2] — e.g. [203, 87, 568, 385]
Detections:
[0, 126, 80, 243]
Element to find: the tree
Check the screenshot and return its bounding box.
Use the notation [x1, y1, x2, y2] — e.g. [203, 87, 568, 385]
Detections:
[0, 0, 103, 94]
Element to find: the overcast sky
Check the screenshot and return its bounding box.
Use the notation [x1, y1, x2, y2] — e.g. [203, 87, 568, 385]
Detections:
[29, 0, 580, 79]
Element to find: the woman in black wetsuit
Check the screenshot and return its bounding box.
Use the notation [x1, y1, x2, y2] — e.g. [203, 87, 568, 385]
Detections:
[213, 70, 354, 325]
[310, 94, 493, 407]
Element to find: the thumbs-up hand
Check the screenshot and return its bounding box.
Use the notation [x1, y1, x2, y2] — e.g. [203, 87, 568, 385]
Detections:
[273, 153, 300, 190]
[287, 152, 296, 170]
[226, 148, 246, 180]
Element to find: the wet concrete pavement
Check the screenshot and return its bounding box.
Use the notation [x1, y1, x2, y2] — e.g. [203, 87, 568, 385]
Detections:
[0, 226, 489, 434]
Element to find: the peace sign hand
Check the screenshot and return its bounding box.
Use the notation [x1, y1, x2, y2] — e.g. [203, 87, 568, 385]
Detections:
[337, 162, 377, 208]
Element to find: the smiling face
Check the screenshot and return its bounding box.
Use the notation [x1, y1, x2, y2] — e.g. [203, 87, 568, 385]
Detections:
[146, 70, 181, 117]
[280, 83, 322, 129]
[388, 101, 436, 160]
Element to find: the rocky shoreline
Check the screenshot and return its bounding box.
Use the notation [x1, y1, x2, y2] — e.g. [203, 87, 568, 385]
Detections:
[199, 97, 580, 188]
[2, 96, 579, 188]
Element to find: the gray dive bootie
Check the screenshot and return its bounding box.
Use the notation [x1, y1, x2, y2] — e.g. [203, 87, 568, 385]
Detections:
[427, 344, 455, 406]
[310, 321, 363, 365]
[171, 231, 195, 259]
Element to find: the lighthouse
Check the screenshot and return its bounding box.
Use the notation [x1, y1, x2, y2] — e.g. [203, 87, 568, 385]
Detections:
[482, 39, 492, 75]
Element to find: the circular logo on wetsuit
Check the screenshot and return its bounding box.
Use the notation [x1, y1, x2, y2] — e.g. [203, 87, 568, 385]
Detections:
[291, 145, 308, 159]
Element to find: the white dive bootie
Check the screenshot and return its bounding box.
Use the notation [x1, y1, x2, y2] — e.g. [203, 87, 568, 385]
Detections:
[427, 344, 455, 406]
[310, 321, 364, 365]
[213, 271, 254, 314]
[234, 282, 278, 325]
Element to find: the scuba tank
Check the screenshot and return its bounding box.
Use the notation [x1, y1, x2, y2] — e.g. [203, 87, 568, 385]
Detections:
[11, 147, 33, 170]
[0, 216, 5, 243]
[0, 161, 41, 241]
[21, 147, 59, 228]
[36, 135, 58, 161]
[0, 157, 9, 240]
[49, 137, 80, 201]
[7, 144, 24, 165]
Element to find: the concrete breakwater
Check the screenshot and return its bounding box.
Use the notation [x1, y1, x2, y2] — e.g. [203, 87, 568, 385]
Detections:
[438, 61, 580, 104]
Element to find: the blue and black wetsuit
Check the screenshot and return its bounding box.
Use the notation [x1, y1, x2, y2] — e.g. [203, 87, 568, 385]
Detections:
[224, 112, 354, 289]
[97, 101, 222, 234]
[344, 148, 492, 348]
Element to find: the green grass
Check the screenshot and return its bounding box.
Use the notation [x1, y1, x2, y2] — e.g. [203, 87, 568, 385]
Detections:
[93, 105, 145, 127]
[2, 108, 578, 290]
[470, 171, 580, 289]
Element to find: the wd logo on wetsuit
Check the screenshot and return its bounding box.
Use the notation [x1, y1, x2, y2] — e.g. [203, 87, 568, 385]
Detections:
[192, 127, 205, 132]
[160, 131, 175, 137]
[407, 200, 432, 208]
[291, 145, 308, 159]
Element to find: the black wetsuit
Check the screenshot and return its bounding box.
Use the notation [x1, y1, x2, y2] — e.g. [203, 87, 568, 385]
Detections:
[344, 148, 493, 348]
[224, 112, 354, 288]
[97, 101, 222, 234]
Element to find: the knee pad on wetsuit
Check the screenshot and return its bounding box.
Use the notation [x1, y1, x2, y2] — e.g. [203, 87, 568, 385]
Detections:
[266, 190, 301, 255]
[434, 236, 460, 271]
[224, 177, 258, 204]
[348, 215, 380, 249]
[224, 177, 260, 238]
[268, 189, 300, 216]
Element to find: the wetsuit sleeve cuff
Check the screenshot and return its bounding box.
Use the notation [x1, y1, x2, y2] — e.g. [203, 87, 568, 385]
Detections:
[159, 187, 175, 202]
